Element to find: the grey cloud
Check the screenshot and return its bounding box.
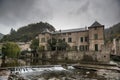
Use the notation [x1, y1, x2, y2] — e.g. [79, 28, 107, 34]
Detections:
[0, 0, 120, 34]
[67, 0, 120, 27]
[0, 0, 53, 28]
[72, 0, 90, 15]
[0, 0, 34, 23]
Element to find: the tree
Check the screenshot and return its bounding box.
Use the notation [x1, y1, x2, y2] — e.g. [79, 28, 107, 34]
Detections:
[10, 28, 16, 35]
[47, 38, 57, 51]
[47, 38, 69, 51]
[30, 39, 39, 51]
[57, 39, 69, 51]
[37, 45, 45, 52]
[2, 42, 20, 58]
[1, 22, 55, 42]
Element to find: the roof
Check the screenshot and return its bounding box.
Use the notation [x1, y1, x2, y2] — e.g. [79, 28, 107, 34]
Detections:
[53, 28, 87, 34]
[90, 21, 102, 27]
[42, 28, 53, 34]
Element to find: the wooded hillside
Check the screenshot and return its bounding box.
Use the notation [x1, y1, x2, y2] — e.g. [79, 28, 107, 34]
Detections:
[1, 22, 55, 42]
[105, 22, 120, 42]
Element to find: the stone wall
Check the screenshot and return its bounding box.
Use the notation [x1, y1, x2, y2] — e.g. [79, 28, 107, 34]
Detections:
[39, 22, 105, 51]
[112, 38, 120, 56]
[88, 26, 104, 51]
[38, 51, 84, 61]
[38, 49, 110, 63]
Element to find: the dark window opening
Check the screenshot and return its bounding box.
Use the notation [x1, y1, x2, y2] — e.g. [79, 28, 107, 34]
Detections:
[85, 45, 88, 51]
[68, 38, 72, 42]
[63, 38, 65, 42]
[80, 37, 83, 42]
[85, 37, 88, 42]
[68, 33, 71, 35]
[104, 56, 106, 58]
[63, 33, 66, 35]
[94, 34, 98, 40]
[79, 45, 84, 51]
[95, 44, 98, 51]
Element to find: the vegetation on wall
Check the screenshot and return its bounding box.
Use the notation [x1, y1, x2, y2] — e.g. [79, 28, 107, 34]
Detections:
[30, 38, 39, 51]
[47, 38, 69, 51]
[37, 45, 45, 52]
[47, 38, 57, 51]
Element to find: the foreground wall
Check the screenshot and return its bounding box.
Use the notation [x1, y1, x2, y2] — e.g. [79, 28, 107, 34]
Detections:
[38, 49, 110, 63]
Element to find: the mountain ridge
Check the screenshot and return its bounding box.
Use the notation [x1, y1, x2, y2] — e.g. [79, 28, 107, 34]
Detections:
[105, 22, 120, 42]
[0, 33, 4, 40]
[1, 22, 55, 42]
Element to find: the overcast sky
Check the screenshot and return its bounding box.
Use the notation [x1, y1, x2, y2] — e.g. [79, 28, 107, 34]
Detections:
[0, 0, 120, 34]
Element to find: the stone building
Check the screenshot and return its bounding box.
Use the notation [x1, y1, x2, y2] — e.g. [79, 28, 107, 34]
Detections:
[112, 38, 120, 56]
[16, 42, 31, 51]
[39, 21, 104, 51]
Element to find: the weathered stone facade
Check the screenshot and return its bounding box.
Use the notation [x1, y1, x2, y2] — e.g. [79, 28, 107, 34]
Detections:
[38, 50, 110, 63]
[88, 25, 104, 51]
[112, 38, 120, 56]
[39, 21, 104, 51]
[37, 21, 110, 63]
[16, 42, 31, 51]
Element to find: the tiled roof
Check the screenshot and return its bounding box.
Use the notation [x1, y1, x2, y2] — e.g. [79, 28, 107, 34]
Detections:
[53, 28, 87, 34]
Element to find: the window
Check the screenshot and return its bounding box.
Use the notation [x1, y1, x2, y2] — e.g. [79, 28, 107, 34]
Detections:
[68, 38, 72, 42]
[79, 45, 88, 51]
[80, 37, 83, 42]
[68, 33, 71, 35]
[85, 37, 88, 42]
[79, 46, 81, 51]
[79, 45, 84, 51]
[104, 56, 106, 58]
[41, 38, 45, 42]
[63, 38, 65, 42]
[41, 46, 45, 50]
[85, 45, 88, 51]
[94, 34, 98, 40]
[63, 33, 66, 35]
[95, 44, 98, 51]
[94, 27, 97, 30]
[53, 34, 56, 36]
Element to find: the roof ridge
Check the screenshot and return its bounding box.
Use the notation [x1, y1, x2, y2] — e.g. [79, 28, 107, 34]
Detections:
[61, 27, 86, 31]
[90, 21, 102, 27]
